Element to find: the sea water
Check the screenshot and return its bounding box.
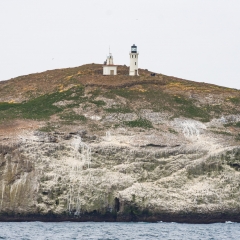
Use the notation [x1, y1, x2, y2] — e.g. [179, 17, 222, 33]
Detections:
[0, 222, 239, 240]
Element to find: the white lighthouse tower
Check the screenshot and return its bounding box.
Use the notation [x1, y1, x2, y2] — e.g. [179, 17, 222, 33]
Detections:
[129, 44, 139, 76]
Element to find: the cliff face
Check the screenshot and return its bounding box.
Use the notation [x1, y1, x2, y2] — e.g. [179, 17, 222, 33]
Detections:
[0, 64, 240, 222]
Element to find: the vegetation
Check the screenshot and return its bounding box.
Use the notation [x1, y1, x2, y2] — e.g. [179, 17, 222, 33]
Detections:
[0, 82, 238, 124]
[124, 118, 153, 128]
[0, 86, 85, 122]
[59, 111, 87, 122]
[90, 100, 106, 107]
[187, 159, 223, 177]
[210, 130, 233, 136]
[228, 97, 240, 104]
[168, 128, 178, 134]
[105, 105, 132, 114]
[224, 122, 240, 128]
[0, 64, 239, 125]
[236, 134, 240, 141]
[0, 102, 20, 111]
[89, 89, 102, 98]
[106, 88, 213, 121]
[224, 149, 240, 170]
[38, 122, 57, 132]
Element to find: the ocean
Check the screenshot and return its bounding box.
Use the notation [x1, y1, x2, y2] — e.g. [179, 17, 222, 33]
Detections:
[0, 222, 239, 240]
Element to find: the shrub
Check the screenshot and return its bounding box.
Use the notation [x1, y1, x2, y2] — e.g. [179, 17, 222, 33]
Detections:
[105, 106, 132, 113]
[124, 118, 153, 128]
[236, 134, 240, 141]
[59, 112, 87, 122]
[229, 97, 240, 104]
[90, 100, 106, 107]
[236, 122, 240, 127]
[0, 102, 19, 111]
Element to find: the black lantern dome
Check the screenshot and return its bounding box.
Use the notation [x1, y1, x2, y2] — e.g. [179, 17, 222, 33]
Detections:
[131, 44, 137, 53]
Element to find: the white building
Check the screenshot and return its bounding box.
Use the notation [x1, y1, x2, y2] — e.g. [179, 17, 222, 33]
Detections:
[129, 44, 139, 76]
[103, 53, 117, 75]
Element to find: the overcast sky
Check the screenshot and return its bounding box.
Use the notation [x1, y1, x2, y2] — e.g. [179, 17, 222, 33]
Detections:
[0, 0, 239, 89]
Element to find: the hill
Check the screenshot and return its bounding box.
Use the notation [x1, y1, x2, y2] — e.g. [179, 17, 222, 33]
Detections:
[0, 64, 240, 223]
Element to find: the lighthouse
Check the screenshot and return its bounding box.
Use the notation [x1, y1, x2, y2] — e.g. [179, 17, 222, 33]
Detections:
[103, 52, 117, 75]
[129, 44, 139, 76]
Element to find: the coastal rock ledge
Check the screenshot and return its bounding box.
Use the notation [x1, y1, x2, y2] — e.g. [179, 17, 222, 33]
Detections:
[0, 122, 240, 224]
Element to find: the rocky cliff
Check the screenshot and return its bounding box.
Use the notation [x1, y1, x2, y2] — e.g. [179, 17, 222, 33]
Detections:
[0, 64, 240, 223]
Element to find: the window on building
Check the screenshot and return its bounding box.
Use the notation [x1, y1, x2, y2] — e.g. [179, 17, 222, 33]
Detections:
[132, 55, 133, 58]
[135, 62, 136, 65]
[135, 55, 136, 58]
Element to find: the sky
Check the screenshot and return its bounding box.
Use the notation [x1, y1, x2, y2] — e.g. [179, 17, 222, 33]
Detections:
[0, 0, 240, 89]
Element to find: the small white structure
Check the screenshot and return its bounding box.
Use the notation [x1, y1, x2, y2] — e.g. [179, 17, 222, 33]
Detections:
[129, 44, 139, 76]
[103, 53, 117, 75]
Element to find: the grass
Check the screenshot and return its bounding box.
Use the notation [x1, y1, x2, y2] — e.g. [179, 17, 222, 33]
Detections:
[97, 86, 240, 123]
[107, 88, 212, 122]
[124, 118, 153, 128]
[90, 100, 106, 107]
[0, 102, 20, 111]
[105, 105, 133, 114]
[224, 122, 240, 128]
[39, 122, 57, 132]
[0, 78, 238, 125]
[211, 130, 233, 136]
[107, 89, 137, 100]
[236, 134, 240, 141]
[173, 95, 190, 104]
[174, 96, 211, 122]
[0, 85, 85, 122]
[89, 89, 102, 98]
[179, 105, 210, 122]
[228, 97, 240, 104]
[59, 111, 87, 122]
